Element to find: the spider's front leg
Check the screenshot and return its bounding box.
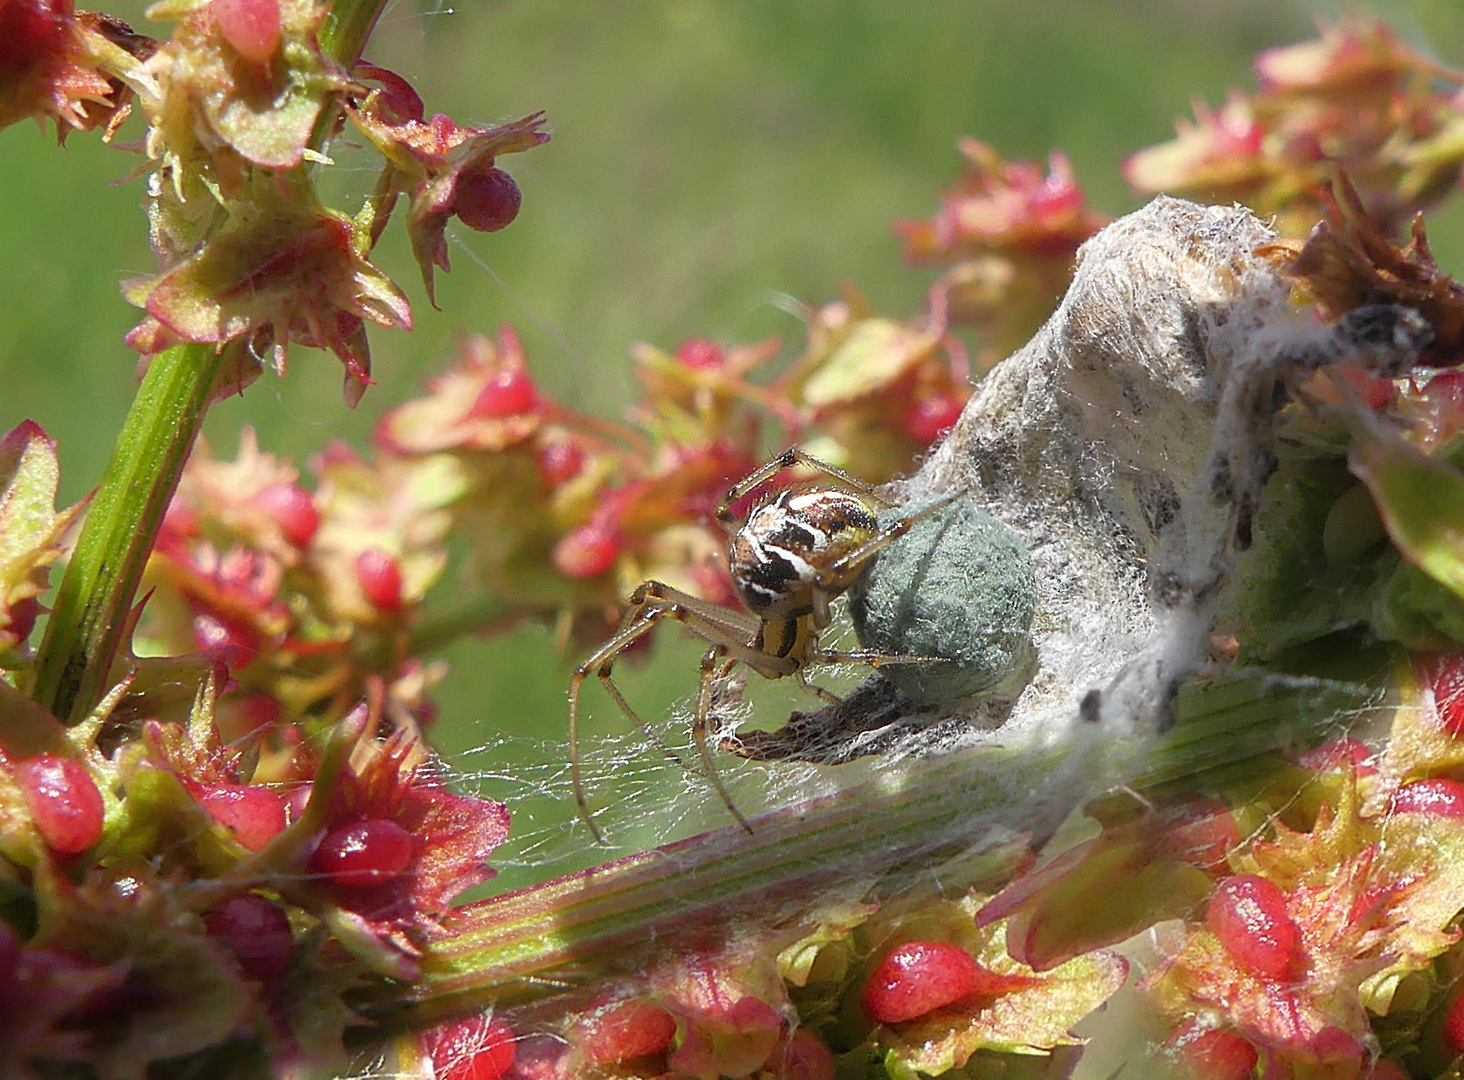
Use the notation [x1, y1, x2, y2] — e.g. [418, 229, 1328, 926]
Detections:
[715, 448, 895, 526]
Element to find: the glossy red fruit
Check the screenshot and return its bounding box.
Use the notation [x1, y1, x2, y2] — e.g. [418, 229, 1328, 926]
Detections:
[674, 338, 725, 370]
[253, 482, 319, 548]
[456, 166, 522, 233]
[204, 893, 293, 982]
[581, 1001, 677, 1064]
[469, 366, 539, 419]
[199, 783, 287, 851]
[902, 395, 965, 443]
[16, 755, 105, 855]
[1168, 1023, 1257, 1080]
[553, 525, 620, 579]
[310, 818, 414, 887]
[1206, 875, 1303, 981]
[1390, 777, 1464, 818]
[356, 549, 404, 613]
[212, 0, 281, 65]
[429, 1015, 517, 1080]
[862, 941, 984, 1023]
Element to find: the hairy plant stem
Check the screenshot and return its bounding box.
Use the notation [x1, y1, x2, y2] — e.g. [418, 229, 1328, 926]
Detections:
[30, 0, 390, 723]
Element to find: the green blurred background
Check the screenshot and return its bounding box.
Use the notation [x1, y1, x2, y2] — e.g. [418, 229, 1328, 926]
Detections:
[4, 0, 1464, 877]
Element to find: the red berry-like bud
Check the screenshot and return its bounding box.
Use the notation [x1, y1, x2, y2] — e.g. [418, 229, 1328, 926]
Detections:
[16, 755, 105, 855]
[310, 818, 414, 887]
[581, 1001, 677, 1064]
[674, 338, 725, 370]
[429, 1015, 517, 1080]
[456, 166, 523, 234]
[1157, 801, 1240, 875]
[553, 525, 620, 579]
[253, 482, 320, 548]
[204, 893, 294, 982]
[192, 612, 261, 668]
[356, 549, 404, 613]
[538, 440, 586, 486]
[1389, 777, 1464, 818]
[212, 0, 282, 65]
[1206, 875, 1302, 981]
[1167, 1023, 1257, 1080]
[199, 783, 287, 851]
[862, 941, 983, 1023]
[469, 367, 539, 419]
[902, 395, 965, 443]
[774, 1030, 836, 1080]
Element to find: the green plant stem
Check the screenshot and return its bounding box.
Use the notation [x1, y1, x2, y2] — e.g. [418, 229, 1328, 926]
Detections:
[31, 0, 392, 722]
[363, 670, 1372, 1029]
[31, 344, 224, 721]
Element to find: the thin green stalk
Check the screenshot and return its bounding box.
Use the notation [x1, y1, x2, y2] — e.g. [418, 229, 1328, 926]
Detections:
[31, 0, 392, 722]
[31, 344, 224, 721]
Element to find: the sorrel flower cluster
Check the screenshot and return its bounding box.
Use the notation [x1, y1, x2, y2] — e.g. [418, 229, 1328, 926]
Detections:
[5, 5, 1464, 1080]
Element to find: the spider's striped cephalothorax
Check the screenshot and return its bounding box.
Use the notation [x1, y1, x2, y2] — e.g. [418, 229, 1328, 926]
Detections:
[729, 487, 881, 622]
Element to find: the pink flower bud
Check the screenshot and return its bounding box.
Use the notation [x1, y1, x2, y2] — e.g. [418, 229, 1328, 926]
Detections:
[356, 549, 405, 613]
[581, 1001, 677, 1064]
[253, 482, 320, 548]
[862, 941, 984, 1023]
[16, 755, 105, 856]
[212, 0, 281, 65]
[553, 525, 620, 579]
[428, 1015, 517, 1080]
[205, 894, 293, 982]
[456, 166, 523, 234]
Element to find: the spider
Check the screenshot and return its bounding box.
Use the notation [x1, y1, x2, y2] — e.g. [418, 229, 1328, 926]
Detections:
[568, 449, 960, 840]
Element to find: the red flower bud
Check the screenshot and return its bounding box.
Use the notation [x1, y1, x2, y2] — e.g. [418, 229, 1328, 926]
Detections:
[310, 817, 414, 887]
[553, 525, 620, 579]
[901, 394, 965, 443]
[356, 549, 405, 613]
[199, 783, 287, 851]
[674, 338, 726, 370]
[862, 941, 985, 1023]
[1205, 875, 1303, 981]
[1389, 777, 1464, 819]
[429, 1015, 517, 1080]
[469, 366, 539, 419]
[16, 754, 105, 855]
[212, 0, 281, 65]
[253, 482, 320, 548]
[204, 893, 293, 982]
[581, 1001, 677, 1064]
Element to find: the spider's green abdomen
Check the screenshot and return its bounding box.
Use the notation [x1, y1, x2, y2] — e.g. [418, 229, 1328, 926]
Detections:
[849, 497, 1036, 705]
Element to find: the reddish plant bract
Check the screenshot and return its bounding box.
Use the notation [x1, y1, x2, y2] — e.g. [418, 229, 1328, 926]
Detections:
[773, 1029, 836, 1080]
[310, 817, 414, 887]
[199, 783, 287, 851]
[356, 549, 405, 613]
[580, 1000, 677, 1064]
[204, 893, 294, 982]
[253, 482, 320, 548]
[456, 166, 523, 234]
[1205, 875, 1303, 981]
[429, 1015, 517, 1080]
[862, 941, 984, 1024]
[16, 754, 105, 855]
[211, 0, 282, 66]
